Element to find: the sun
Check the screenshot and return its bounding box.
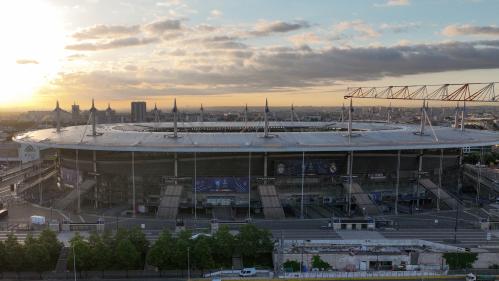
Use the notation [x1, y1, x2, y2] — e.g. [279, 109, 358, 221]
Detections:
[0, 0, 65, 107]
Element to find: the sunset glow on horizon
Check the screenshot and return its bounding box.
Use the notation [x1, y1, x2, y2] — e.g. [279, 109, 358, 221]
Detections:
[2, 0, 499, 110]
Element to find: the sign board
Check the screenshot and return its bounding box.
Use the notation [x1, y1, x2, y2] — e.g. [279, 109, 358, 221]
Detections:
[19, 143, 40, 163]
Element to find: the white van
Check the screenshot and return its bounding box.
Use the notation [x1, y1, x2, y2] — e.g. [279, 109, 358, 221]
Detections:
[239, 268, 257, 277]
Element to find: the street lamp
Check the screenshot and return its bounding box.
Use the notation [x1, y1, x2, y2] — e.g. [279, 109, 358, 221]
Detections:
[187, 247, 191, 281]
[73, 244, 77, 281]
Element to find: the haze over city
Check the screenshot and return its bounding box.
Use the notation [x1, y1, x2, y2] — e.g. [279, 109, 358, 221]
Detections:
[2, 0, 499, 110]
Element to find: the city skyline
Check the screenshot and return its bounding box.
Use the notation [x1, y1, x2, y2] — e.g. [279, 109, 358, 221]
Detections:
[2, 0, 499, 110]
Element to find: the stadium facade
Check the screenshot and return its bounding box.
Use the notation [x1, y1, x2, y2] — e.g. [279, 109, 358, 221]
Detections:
[14, 113, 499, 220]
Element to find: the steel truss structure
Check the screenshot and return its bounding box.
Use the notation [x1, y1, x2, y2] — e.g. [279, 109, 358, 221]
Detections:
[344, 82, 498, 102]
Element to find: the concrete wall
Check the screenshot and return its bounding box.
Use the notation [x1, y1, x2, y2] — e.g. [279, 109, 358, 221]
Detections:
[278, 252, 410, 271]
[473, 253, 499, 268]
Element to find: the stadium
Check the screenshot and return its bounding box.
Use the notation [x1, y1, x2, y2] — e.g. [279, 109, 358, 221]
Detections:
[12, 98, 499, 221]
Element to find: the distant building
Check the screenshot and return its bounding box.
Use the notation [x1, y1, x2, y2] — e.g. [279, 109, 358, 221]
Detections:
[131, 102, 147, 122]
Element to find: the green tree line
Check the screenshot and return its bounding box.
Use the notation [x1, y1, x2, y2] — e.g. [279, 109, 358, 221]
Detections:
[0, 229, 62, 272]
[147, 224, 274, 271]
[68, 227, 149, 271]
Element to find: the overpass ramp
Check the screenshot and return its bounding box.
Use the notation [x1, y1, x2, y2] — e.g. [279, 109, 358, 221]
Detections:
[342, 182, 380, 215]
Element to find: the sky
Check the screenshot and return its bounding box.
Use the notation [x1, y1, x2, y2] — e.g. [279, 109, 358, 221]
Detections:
[1, 0, 499, 110]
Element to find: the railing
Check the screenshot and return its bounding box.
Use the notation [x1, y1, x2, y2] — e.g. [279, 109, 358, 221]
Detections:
[281, 270, 446, 279]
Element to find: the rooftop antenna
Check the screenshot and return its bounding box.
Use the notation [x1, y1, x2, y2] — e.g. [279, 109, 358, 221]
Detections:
[461, 100, 466, 131]
[415, 100, 438, 141]
[387, 102, 392, 124]
[454, 102, 460, 129]
[200, 103, 204, 122]
[264, 98, 269, 138]
[106, 103, 112, 124]
[153, 103, 160, 123]
[172, 98, 178, 138]
[90, 99, 97, 136]
[244, 104, 248, 123]
[419, 99, 426, 135]
[340, 103, 345, 123]
[290, 104, 294, 122]
[347, 98, 353, 138]
[55, 100, 61, 133]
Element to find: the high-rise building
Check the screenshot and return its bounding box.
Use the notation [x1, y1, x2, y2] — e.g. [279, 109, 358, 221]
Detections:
[131, 101, 147, 122]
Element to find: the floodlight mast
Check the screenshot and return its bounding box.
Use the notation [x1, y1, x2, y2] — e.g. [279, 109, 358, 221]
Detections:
[54, 101, 61, 133]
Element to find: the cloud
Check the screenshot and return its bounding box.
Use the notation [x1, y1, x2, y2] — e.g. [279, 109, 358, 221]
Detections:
[375, 0, 410, 7]
[288, 32, 322, 46]
[442, 24, 499, 36]
[72, 24, 140, 40]
[251, 20, 310, 36]
[209, 9, 222, 18]
[334, 20, 380, 38]
[66, 37, 158, 51]
[16, 59, 39, 64]
[144, 19, 182, 34]
[51, 40, 499, 98]
[379, 22, 420, 33]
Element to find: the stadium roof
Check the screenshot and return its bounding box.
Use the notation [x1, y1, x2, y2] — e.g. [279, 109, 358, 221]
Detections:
[14, 122, 499, 153]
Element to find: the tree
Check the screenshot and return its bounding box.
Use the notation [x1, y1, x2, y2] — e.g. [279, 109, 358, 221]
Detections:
[68, 233, 93, 271]
[25, 242, 51, 273]
[37, 229, 62, 268]
[0, 241, 5, 272]
[212, 225, 235, 267]
[443, 252, 478, 270]
[114, 239, 140, 270]
[236, 224, 273, 266]
[192, 236, 214, 270]
[147, 230, 175, 270]
[172, 230, 192, 269]
[283, 260, 301, 272]
[4, 234, 25, 271]
[311, 255, 330, 270]
[88, 232, 113, 270]
[127, 227, 149, 265]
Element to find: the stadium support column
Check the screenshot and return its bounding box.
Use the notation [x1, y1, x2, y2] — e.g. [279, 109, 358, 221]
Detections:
[194, 152, 197, 221]
[38, 162, 42, 205]
[347, 151, 354, 217]
[132, 151, 137, 217]
[395, 150, 400, 215]
[438, 149, 443, 212]
[347, 99, 353, 139]
[248, 152, 252, 220]
[131, 152, 136, 217]
[458, 148, 463, 194]
[76, 149, 80, 214]
[417, 149, 423, 209]
[264, 152, 268, 185]
[93, 150, 98, 209]
[300, 152, 305, 219]
[174, 153, 178, 185]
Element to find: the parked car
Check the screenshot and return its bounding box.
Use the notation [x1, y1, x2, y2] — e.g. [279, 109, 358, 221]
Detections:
[239, 268, 257, 277]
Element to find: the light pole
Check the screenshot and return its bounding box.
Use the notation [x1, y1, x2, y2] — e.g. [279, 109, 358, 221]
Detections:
[187, 247, 191, 281]
[73, 244, 77, 281]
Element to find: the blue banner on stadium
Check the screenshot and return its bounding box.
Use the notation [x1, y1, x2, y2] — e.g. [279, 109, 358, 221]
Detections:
[276, 159, 337, 176]
[195, 177, 249, 193]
